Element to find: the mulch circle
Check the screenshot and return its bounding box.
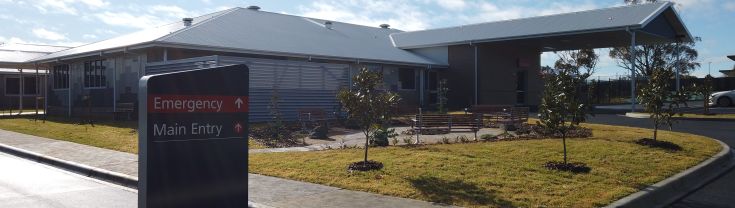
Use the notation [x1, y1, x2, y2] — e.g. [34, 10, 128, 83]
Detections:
[635, 138, 683, 151]
[544, 161, 591, 173]
[347, 160, 384, 172]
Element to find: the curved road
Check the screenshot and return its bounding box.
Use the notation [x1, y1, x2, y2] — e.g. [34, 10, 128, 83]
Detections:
[586, 114, 734, 208]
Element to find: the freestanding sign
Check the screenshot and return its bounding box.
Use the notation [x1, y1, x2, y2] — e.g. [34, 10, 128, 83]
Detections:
[138, 65, 249, 208]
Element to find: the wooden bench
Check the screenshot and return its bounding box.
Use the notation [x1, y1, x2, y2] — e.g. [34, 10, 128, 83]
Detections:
[114, 102, 135, 120]
[298, 108, 332, 130]
[412, 114, 482, 139]
[471, 105, 529, 128]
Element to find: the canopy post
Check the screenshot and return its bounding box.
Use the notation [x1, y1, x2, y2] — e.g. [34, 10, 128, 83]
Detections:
[629, 30, 637, 113]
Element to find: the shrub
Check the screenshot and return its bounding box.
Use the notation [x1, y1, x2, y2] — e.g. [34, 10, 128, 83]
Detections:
[371, 127, 397, 147]
[441, 137, 451, 144]
[635, 138, 683, 151]
[402, 136, 413, 145]
[458, 135, 470, 143]
[480, 134, 496, 141]
[391, 137, 400, 146]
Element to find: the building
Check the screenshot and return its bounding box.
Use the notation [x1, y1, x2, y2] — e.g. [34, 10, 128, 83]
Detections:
[0, 43, 71, 112]
[720, 55, 735, 77]
[5, 2, 692, 121]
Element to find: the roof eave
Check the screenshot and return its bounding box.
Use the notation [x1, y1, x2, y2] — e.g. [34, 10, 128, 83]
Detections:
[152, 41, 446, 68]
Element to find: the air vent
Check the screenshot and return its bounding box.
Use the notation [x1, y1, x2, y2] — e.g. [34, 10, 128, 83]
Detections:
[182, 18, 193, 27]
[247, 6, 260, 11]
[379, 24, 390, 29]
[325, 21, 333, 29]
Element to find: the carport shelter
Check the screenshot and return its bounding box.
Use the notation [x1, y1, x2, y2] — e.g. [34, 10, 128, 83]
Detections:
[14, 1, 690, 121]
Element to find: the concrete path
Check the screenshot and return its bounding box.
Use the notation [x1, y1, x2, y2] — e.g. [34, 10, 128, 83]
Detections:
[586, 114, 735, 207]
[0, 151, 136, 208]
[249, 174, 454, 208]
[251, 126, 503, 153]
[0, 129, 138, 177]
[0, 128, 455, 207]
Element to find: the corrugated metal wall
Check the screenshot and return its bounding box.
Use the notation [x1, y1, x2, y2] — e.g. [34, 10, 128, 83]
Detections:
[146, 55, 349, 122]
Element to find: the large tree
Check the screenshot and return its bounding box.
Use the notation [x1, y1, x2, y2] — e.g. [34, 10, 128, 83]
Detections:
[609, 0, 700, 78]
[337, 68, 400, 164]
[539, 49, 597, 164]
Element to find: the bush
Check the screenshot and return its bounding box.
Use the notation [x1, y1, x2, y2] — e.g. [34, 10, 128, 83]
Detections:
[441, 137, 451, 144]
[635, 138, 683, 151]
[402, 136, 413, 145]
[250, 124, 300, 148]
[480, 134, 497, 141]
[515, 123, 592, 139]
[371, 127, 397, 147]
[544, 161, 591, 173]
[347, 160, 384, 172]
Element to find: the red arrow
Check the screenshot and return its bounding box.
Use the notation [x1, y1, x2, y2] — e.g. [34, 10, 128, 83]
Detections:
[234, 123, 243, 134]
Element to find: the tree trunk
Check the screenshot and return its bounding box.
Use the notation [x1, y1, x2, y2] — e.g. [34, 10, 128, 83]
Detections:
[653, 124, 658, 141]
[364, 132, 370, 163]
[562, 132, 567, 164]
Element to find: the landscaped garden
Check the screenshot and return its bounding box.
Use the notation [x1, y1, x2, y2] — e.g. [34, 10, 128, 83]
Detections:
[248, 122, 721, 207]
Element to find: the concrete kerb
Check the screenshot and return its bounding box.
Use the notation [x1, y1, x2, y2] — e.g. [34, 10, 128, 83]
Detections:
[0, 142, 139, 189]
[606, 139, 734, 208]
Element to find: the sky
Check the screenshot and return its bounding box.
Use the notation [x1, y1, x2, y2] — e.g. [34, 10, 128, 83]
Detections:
[0, 0, 733, 78]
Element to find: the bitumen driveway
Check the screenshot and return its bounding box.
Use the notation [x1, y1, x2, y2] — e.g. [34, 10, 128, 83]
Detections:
[585, 114, 735, 208]
[0, 151, 136, 208]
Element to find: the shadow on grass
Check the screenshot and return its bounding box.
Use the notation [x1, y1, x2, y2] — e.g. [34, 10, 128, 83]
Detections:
[408, 175, 514, 207]
[7, 115, 137, 129]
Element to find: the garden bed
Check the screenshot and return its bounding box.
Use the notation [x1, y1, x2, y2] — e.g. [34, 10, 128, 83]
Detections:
[248, 123, 721, 207]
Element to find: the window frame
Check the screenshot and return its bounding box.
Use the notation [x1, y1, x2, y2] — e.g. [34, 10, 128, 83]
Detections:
[4, 76, 38, 96]
[53, 64, 70, 90]
[83, 59, 107, 89]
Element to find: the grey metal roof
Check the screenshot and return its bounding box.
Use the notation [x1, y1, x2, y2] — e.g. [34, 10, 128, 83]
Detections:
[390, 2, 685, 49]
[33, 7, 441, 66]
[31, 8, 234, 62]
[0, 43, 70, 63]
[158, 8, 440, 66]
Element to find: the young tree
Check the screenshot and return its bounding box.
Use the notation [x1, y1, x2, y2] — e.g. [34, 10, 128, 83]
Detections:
[637, 68, 689, 141]
[337, 68, 400, 164]
[538, 49, 597, 164]
[693, 75, 714, 114]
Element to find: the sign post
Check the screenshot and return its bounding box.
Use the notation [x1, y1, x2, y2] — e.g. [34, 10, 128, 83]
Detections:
[138, 65, 249, 208]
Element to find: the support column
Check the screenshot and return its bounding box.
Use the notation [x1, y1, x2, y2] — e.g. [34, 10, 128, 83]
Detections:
[419, 68, 425, 107]
[68, 64, 72, 117]
[474, 44, 478, 105]
[675, 42, 681, 91]
[629, 30, 637, 113]
[18, 68, 23, 114]
[113, 58, 117, 112]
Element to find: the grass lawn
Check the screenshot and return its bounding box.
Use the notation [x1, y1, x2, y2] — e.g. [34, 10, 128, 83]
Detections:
[249, 123, 721, 207]
[676, 113, 735, 119]
[0, 116, 138, 153]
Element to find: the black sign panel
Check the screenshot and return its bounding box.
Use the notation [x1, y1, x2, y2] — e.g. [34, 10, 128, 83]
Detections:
[138, 65, 249, 208]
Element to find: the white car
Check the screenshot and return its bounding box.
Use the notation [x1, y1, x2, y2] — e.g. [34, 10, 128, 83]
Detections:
[710, 90, 735, 107]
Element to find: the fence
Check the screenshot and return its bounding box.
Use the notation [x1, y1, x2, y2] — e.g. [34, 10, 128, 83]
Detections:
[583, 76, 735, 105]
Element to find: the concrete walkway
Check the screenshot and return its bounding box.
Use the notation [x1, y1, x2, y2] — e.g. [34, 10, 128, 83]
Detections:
[0, 128, 454, 207]
[251, 126, 503, 153]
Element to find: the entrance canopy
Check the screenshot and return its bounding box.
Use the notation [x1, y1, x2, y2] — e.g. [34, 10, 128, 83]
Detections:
[390, 2, 692, 51]
[0, 43, 71, 68]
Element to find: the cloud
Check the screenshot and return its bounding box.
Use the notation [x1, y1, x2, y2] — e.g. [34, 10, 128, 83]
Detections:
[463, 1, 599, 23]
[435, 0, 466, 10]
[149, 5, 190, 18]
[33, 0, 109, 15]
[298, 0, 431, 31]
[725, 1, 735, 11]
[94, 11, 165, 29]
[82, 34, 97, 39]
[32, 28, 67, 41]
[670, 0, 713, 10]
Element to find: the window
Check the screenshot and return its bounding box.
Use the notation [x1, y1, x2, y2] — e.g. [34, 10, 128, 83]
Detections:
[4, 77, 37, 95]
[516, 71, 527, 104]
[53, 64, 69, 89]
[84, 60, 106, 88]
[398, 68, 416, 90]
[24, 77, 37, 95]
[5, 77, 19, 95]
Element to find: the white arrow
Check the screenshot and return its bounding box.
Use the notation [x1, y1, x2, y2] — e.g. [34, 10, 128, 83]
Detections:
[235, 123, 242, 133]
[235, 98, 244, 109]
